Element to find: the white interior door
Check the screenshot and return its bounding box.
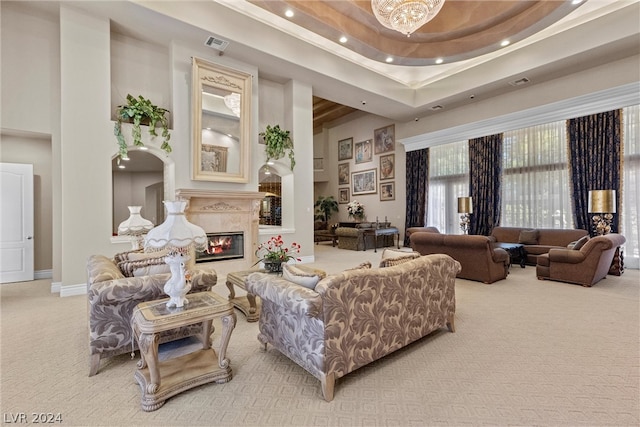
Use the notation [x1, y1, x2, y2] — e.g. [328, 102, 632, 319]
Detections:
[0, 163, 34, 283]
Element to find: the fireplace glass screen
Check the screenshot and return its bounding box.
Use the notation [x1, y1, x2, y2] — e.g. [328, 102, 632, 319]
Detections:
[195, 231, 244, 263]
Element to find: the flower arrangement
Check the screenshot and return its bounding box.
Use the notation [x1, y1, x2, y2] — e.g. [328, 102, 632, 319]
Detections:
[347, 200, 365, 220]
[255, 235, 301, 266]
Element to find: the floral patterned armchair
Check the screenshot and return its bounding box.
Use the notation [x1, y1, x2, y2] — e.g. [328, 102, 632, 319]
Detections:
[86, 254, 217, 376]
[246, 254, 461, 401]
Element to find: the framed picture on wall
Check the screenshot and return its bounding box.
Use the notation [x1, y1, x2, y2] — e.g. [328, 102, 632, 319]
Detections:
[374, 124, 395, 154]
[380, 181, 395, 201]
[380, 154, 394, 180]
[338, 137, 353, 161]
[338, 163, 349, 185]
[352, 168, 377, 195]
[354, 139, 373, 164]
[339, 188, 349, 204]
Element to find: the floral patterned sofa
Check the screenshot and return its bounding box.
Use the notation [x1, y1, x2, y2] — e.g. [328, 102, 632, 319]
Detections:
[86, 254, 217, 376]
[246, 253, 461, 401]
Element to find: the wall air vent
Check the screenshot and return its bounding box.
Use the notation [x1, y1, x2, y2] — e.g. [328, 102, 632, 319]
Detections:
[431, 105, 444, 110]
[204, 36, 229, 52]
[509, 77, 530, 86]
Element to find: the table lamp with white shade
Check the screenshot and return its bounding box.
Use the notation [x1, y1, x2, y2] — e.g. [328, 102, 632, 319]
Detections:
[117, 206, 154, 250]
[144, 200, 208, 308]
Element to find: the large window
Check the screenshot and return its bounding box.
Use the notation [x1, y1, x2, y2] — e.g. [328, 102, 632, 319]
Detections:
[428, 141, 469, 234]
[622, 105, 639, 268]
[501, 122, 572, 228]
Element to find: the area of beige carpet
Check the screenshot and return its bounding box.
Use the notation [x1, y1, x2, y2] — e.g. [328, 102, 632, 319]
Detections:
[1, 244, 639, 426]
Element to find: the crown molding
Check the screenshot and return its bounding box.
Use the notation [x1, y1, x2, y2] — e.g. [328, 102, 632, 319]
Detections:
[401, 82, 640, 151]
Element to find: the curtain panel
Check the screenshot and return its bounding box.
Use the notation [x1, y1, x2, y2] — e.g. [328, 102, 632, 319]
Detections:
[567, 109, 622, 235]
[469, 134, 503, 236]
[404, 148, 429, 246]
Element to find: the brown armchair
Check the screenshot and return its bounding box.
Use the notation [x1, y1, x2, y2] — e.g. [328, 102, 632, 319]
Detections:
[536, 233, 626, 287]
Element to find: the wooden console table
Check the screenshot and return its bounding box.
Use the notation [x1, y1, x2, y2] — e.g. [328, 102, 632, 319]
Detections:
[362, 227, 400, 252]
[132, 292, 236, 411]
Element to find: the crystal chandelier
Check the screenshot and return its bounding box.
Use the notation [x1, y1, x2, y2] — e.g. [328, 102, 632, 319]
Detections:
[371, 0, 445, 37]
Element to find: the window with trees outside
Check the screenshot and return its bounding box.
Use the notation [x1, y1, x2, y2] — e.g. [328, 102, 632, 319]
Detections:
[427, 140, 469, 234]
[501, 121, 572, 228]
[622, 104, 639, 269]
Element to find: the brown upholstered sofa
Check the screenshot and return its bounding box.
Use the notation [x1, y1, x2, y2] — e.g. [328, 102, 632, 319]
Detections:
[86, 254, 217, 376]
[490, 226, 588, 265]
[410, 231, 509, 284]
[536, 233, 626, 287]
[246, 254, 461, 401]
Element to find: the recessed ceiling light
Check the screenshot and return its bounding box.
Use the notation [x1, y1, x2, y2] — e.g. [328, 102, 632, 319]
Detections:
[435, 58, 444, 64]
[285, 9, 294, 18]
[118, 164, 126, 169]
[571, 0, 583, 4]
[501, 40, 510, 47]
[385, 56, 393, 63]
[339, 36, 348, 44]
[139, 146, 148, 150]
[121, 156, 130, 161]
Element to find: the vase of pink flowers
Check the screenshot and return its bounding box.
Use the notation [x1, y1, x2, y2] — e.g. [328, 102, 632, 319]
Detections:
[255, 235, 301, 273]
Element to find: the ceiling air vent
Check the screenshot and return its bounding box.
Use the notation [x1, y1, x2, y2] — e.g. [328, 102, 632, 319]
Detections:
[431, 105, 444, 110]
[509, 77, 530, 86]
[204, 36, 229, 52]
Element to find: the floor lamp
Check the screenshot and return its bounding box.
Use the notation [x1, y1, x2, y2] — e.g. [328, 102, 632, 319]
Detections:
[458, 197, 473, 234]
[588, 190, 616, 235]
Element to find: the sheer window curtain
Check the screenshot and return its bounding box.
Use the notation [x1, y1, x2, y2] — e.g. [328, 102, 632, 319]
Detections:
[622, 105, 639, 269]
[501, 122, 573, 228]
[428, 141, 469, 234]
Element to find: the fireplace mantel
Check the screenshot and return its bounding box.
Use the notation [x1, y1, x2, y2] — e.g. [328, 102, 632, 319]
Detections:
[176, 189, 265, 279]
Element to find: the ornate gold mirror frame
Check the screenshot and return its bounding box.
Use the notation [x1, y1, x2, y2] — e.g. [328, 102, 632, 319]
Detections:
[192, 57, 252, 183]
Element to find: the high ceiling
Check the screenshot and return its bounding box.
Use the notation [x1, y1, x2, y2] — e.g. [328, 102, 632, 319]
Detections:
[250, 0, 580, 66]
[25, 1, 640, 133]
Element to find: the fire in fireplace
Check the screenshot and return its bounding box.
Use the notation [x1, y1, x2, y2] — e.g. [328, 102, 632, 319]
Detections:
[195, 231, 244, 263]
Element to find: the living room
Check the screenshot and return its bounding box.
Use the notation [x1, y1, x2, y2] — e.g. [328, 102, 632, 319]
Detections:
[1, 1, 639, 424]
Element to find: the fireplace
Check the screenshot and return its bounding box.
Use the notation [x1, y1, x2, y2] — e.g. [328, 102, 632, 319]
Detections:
[195, 231, 244, 263]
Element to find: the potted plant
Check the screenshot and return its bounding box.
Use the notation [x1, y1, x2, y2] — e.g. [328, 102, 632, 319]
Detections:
[314, 195, 339, 223]
[254, 235, 302, 273]
[260, 124, 295, 170]
[114, 94, 172, 161]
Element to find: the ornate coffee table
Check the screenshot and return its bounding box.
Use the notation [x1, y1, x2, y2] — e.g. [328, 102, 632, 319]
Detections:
[131, 292, 236, 411]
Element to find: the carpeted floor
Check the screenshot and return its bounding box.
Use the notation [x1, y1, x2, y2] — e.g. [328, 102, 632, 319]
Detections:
[1, 244, 638, 426]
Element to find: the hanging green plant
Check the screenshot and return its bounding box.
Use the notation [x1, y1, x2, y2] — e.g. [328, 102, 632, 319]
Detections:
[113, 94, 172, 160]
[260, 124, 295, 170]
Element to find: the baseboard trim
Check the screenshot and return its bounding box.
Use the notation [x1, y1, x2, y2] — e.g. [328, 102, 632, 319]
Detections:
[51, 281, 61, 293]
[60, 283, 86, 297]
[35, 269, 53, 280]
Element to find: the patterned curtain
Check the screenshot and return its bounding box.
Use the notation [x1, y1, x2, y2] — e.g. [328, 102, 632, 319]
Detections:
[469, 134, 503, 236]
[404, 148, 429, 246]
[567, 109, 622, 235]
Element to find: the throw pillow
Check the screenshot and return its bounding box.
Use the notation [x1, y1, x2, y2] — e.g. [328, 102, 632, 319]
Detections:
[518, 229, 539, 245]
[343, 261, 372, 271]
[117, 256, 169, 277]
[378, 248, 420, 268]
[113, 249, 143, 264]
[572, 235, 590, 251]
[127, 248, 169, 261]
[282, 264, 322, 290]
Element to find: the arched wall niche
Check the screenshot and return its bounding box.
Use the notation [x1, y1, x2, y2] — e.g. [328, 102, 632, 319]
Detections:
[111, 146, 175, 236]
